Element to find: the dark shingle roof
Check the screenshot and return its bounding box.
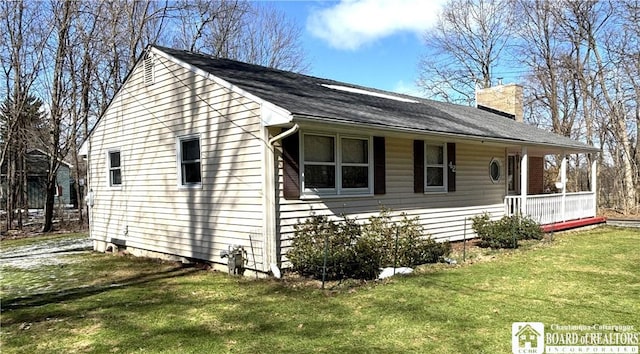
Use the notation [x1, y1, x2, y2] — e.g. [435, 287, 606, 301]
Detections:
[154, 46, 596, 152]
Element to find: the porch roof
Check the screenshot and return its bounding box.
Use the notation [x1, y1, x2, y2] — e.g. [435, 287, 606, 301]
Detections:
[154, 46, 598, 153]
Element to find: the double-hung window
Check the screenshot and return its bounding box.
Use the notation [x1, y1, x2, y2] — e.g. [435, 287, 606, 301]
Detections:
[341, 137, 369, 189]
[108, 150, 122, 187]
[425, 143, 446, 192]
[302, 133, 371, 196]
[178, 136, 201, 187]
[303, 134, 336, 191]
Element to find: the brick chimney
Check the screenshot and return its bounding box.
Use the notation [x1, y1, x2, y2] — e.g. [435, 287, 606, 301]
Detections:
[476, 83, 524, 122]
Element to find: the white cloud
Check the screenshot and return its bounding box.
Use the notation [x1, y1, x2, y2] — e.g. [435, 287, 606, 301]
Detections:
[307, 0, 447, 50]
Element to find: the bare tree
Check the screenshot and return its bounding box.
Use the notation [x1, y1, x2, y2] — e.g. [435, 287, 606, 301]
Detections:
[2, 0, 309, 232]
[417, 0, 515, 104]
[40, 0, 75, 232]
[516, 0, 637, 213]
[0, 0, 49, 230]
[169, 0, 307, 71]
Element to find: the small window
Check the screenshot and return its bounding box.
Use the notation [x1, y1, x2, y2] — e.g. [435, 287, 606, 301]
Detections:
[489, 158, 501, 183]
[109, 150, 122, 186]
[425, 143, 446, 191]
[178, 136, 201, 186]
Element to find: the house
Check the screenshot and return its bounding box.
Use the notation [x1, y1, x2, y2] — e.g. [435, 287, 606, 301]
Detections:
[1, 149, 72, 209]
[515, 324, 542, 349]
[81, 45, 601, 275]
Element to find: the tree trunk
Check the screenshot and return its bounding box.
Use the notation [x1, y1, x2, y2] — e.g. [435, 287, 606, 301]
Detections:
[42, 177, 56, 232]
[5, 149, 15, 231]
[71, 141, 83, 225]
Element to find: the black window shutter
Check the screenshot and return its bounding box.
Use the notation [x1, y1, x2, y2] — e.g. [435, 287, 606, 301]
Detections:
[282, 132, 300, 200]
[447, 142, 456, 192]
[413, 140, 424, 193]
[373, 136, 386, 195]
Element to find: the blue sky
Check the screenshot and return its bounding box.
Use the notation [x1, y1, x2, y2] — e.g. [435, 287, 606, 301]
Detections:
[271, 0, 448, 96]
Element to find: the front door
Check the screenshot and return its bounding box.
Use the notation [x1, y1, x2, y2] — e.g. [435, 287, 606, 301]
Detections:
[507, 155, 520, 195]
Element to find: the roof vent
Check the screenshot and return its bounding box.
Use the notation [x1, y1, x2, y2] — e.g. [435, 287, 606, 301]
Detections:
[143, 53, 155, 85]
[321, 84, 419, 103]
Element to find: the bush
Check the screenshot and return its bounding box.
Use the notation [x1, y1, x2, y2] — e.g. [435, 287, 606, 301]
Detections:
[287, 209, 451, 280]
[471, 213, 543, 249]
[287, 213, 359, 280]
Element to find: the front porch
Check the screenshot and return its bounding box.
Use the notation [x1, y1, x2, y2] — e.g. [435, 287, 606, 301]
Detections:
[503, 146, 604, 231]
[505, 192, 598, 225]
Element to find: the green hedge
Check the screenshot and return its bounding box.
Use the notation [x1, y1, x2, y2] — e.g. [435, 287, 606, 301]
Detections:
[471, 213, 543, 249]
[287, 210, 451, 280]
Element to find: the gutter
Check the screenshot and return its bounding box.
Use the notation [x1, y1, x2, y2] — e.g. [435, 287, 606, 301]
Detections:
[291, 115, 599, 154]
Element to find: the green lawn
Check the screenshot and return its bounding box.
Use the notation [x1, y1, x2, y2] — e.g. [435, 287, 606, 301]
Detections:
[1, 227, 638, 353]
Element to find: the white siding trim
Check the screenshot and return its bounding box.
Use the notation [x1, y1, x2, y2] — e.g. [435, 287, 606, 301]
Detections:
[89, 56, 266, 270]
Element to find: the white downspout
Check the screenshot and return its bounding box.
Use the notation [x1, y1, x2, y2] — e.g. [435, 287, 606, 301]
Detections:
[269, 123, 299, 146]
[263, 123, 299, 274]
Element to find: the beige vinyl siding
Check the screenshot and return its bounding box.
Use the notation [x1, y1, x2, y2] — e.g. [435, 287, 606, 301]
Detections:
[88, 54, 266, 270]
[277, 135, 507, 260]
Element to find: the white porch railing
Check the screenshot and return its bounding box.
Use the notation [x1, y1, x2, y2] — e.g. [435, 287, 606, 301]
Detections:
[504, 192, 596, 225]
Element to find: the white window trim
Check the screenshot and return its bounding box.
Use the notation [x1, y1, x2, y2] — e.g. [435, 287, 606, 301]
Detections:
[300, 132, 373, 197]
[107, 149, 122, 189]
[489, 157, 502, 183]
[176, 134, 202, 189]
[424, 142, 447, 193]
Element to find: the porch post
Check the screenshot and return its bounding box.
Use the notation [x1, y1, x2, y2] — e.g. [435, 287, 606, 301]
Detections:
[591, 155, 597, 217]
[561, 153, 567, 222]
[520, 146, 528, 215]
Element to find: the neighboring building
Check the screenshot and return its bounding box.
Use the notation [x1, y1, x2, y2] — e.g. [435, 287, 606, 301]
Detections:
[81, 46, 601, 274]
[0, 149, 72, 209]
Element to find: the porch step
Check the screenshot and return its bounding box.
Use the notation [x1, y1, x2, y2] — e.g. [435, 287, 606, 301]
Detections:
[542, 217, 607, 233]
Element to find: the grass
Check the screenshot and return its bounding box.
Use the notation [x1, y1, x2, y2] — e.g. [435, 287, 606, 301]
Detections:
[1, 227, 638, 353]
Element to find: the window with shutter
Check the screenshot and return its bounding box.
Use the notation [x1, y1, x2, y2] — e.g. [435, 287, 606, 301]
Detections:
[281, 130, 385, 198]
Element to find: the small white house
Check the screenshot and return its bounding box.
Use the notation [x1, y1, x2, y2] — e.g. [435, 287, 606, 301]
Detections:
[82, 46, 601, 274]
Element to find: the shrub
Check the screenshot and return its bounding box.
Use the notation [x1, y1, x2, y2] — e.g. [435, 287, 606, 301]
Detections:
[471, 213, 543, 249]
[287, 213, 359, 280]
[394, 214, 450, 266]
[287, 209, 451, 280]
